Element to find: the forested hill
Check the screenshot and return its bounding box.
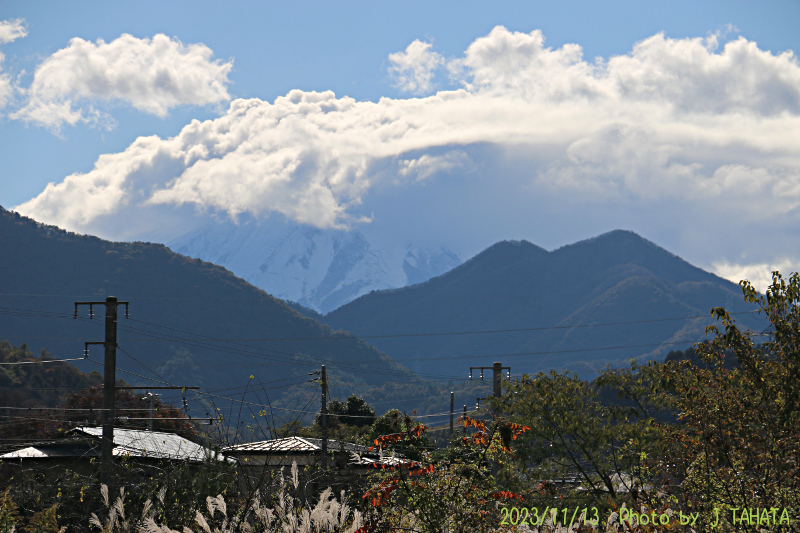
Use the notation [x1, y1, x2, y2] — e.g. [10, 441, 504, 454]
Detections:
[0, 340, 104, 409]
[0, 207, 415, 399]
[324, 230, 766, 377]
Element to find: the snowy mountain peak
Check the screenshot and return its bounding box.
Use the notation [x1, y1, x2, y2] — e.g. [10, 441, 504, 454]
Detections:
[168, 219, 461, 314]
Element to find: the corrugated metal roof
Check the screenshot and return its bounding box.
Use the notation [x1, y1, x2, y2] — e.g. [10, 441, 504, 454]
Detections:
[224, 436, 370, 454]
[71, 427, 223, 462]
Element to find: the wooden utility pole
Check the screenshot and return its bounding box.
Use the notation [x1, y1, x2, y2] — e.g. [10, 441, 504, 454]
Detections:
[101, 297, 118, 486]
[75, 296, 128, 488]
[320, 364, 328, 470]
[449, 391, 454, 438]
[492, 362, 503, 399]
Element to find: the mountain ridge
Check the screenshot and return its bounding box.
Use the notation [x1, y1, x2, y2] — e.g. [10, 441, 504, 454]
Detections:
[323, 229, 764, 377]
[0, 206, 417, 402]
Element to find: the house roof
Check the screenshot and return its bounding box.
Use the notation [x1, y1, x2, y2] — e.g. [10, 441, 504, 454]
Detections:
[224, 436, 370, 455]
[72, 427, 220, 462]
[223, 436, 407, 466]
[0, 427, 224, 463]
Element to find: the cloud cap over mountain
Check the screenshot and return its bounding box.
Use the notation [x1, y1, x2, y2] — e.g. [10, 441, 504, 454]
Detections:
[13, 26, 800, 290]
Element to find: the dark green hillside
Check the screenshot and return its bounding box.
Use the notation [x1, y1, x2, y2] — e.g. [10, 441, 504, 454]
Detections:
[324, 230, 765, 378]
[0, 207, 415, 409]
[0, 340, 104, 409]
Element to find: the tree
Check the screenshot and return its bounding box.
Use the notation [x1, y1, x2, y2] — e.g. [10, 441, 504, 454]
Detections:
[490, 370, 661, 508]
[654, 272, 800, 531]
[361, 416, 530, 533]
[324, 394, 377, 428]
[0, 385, 198, 442]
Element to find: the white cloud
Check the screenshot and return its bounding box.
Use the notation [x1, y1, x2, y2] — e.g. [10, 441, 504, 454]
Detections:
[398, 151, 472, 182]
[0, 19, 27, 44]
[0, 19, 28, 109]
[712, 259, 800, 293]
[388, 40, 444, 95]
[452, 27, 603, 100]
[0, 52, 12, 109]
[606, 33, 800, 115]
[14, 26, 800, 275]
[12, 33, 232, 130]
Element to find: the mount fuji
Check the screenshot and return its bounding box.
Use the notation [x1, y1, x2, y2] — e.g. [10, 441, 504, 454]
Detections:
[167, 219, 461, 314]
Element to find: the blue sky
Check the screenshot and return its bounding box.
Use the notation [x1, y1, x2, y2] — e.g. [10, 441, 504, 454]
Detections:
[2, 1, 800, 289]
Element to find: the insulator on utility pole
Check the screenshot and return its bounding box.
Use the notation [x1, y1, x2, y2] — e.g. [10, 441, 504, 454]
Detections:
[469, 363, 510, 403]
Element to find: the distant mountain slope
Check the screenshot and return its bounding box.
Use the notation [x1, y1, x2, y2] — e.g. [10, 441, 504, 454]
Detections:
[0, 207, 415, 401]
[167, 219, 461, 314]
[324, 231, 765, 377]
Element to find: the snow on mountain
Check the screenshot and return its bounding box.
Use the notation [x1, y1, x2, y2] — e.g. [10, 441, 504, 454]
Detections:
[167, 219, 461, 314]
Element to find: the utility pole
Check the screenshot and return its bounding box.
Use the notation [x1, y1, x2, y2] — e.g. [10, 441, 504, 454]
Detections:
[143, 392, 157, 431]
[470, 362, 510, 419]
[469, 362, 510, 398]
[449, 391, 454, 438]
[320, 364, 328, 471]
[462, 405, 467, 435]
[75, 296, 128, 488]
[492, 361, 502, 399]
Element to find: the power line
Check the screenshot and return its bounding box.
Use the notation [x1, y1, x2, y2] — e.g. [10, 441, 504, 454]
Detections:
[0, 406, 158, 412]
[86, 358, 171, 387]
[392, 338, 706, 363]
[1, 302, 758, 384]
[126, 310, 760, 341]
[0, 357, 86, 366]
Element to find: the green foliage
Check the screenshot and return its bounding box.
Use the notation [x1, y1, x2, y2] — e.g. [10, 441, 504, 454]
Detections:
[0, 491, 64, 533]
[23, 504, 62, 533]
[652, 272, 800, 530]
[0, 488, 20, 533]
[325, 395, 376, 428]
[0, 341, 105, 440]
[370, 409, 404, 442]
[490, 369, 662, 507]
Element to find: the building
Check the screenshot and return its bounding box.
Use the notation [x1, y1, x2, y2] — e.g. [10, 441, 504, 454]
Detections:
[223, 436, 405, 495]
[0, 427, 227, 487]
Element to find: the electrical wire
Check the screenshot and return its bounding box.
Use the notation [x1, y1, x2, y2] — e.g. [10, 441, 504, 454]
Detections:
[0, 357, 87, 365]
[393, 338, 706, 363]
[126, 310, 760, 341]
[1, 302, 754, 388]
